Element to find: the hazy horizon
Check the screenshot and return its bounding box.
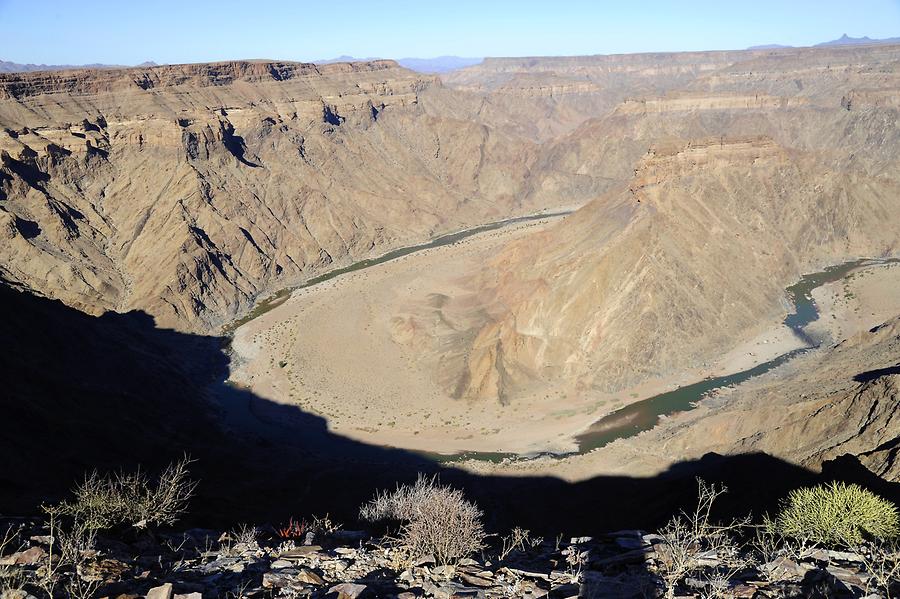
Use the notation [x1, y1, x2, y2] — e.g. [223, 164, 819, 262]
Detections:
[0, 0, 898, 66]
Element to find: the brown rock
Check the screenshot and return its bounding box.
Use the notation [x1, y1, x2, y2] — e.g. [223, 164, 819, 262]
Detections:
[726, 583, 758, 598]
[296, 568, 326, 585]
[762, 557, 811, 582]
[326, 583, 367, 599]
[458, 572, 494, 587]
[0, 545, 45, 565]
[145, 583, 174, 599]
[279, 545, 323, 558]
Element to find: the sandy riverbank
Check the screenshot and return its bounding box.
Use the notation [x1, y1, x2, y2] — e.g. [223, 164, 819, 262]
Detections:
[806, 260, 900, 343]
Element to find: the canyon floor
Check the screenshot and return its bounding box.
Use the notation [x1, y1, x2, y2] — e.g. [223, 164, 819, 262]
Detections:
[228, 218, 899, 460]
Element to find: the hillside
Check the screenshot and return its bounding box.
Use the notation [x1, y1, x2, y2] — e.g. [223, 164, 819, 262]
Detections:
[410, 136, 898, 404]
[381, 43, 900, 405]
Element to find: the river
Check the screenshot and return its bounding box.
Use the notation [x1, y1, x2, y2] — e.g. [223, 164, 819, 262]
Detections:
[225, 222, 897, 464]
[223, 209, 571, 335]
[423, 257, 899, 463]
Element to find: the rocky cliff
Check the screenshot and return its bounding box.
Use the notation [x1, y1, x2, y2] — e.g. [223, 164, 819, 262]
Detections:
[1, 46, 898, 381]
[0, 60, 544, 331]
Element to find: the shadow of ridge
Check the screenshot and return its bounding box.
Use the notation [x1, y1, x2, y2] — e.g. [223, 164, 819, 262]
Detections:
[854, 364, 900, 382]
[2, 282, 899, 535]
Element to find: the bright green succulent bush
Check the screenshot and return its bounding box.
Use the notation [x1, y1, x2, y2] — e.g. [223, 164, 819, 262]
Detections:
[774, 481, 900, 546]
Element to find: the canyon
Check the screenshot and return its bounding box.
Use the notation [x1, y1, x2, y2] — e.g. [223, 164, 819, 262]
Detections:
[1, 43, 899, 525]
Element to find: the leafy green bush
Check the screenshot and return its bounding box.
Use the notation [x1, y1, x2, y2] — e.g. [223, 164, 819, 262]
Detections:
[774, 482, 899, 545]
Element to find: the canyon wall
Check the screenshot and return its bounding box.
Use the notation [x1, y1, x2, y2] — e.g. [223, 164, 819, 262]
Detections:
[0, 60, 543, 331]
[1, 45, 897, 348]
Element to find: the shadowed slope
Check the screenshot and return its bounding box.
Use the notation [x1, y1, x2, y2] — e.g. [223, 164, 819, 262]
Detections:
[2, 282, 899, 534]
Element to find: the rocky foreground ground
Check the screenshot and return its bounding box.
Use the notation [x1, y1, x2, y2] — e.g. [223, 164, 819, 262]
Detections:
[0, 517, 894, 599]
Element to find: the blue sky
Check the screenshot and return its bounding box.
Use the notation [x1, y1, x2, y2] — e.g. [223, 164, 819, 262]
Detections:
[1, 0, 898, 65]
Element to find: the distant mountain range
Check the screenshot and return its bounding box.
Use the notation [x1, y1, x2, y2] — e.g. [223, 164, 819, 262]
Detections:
[396, 56, 484, 73]
[3, 36, 897, 75]
[748, 34, 900, 50]
[746, 44, 794, 50]
[0, 60, 157, 73]
[816, 34, 900, 46]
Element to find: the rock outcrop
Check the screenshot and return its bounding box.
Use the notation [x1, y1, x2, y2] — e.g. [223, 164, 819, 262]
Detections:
[395, 134, 899, 402]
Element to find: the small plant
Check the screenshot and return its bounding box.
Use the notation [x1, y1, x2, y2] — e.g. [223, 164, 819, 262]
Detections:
[36, 511, 98, 599]
[220, 524, 259, 557]
[859, 541, 900, 599]
[56, 517, 98, 566]
[310, 514, 341, 535]
[63, 573, 102, 599]
[230, 524, 258, 547]
[0, 522, 24, 556]
[232, 524, 259, 545]
[561, 543, 585, 581]
[275, 517, 309, 540]
[360, 474, 485, 565]
[752, 515, 818, 572]
[0, 564, 27, 595]
[498, 527, 542, 561]
[774, 481, 900, 546]
[656, 479, 749, 599]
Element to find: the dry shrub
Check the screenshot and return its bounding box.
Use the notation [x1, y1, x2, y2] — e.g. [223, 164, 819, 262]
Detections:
[360, 474, 485, 565]
[34, 512, 100, 599]
[310, 514, 341, 535]
[775, 481, 899, 546]
[0, 563, 27, 592]
[657, 479, 748, 598]
[499, 527, 542, 561]
[859, 541, 900, 599]
[47, 457, 197, 531]
[0, 523, 23, 557]
[220, 524, 260, 556]
[31, 459, 196, 598]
